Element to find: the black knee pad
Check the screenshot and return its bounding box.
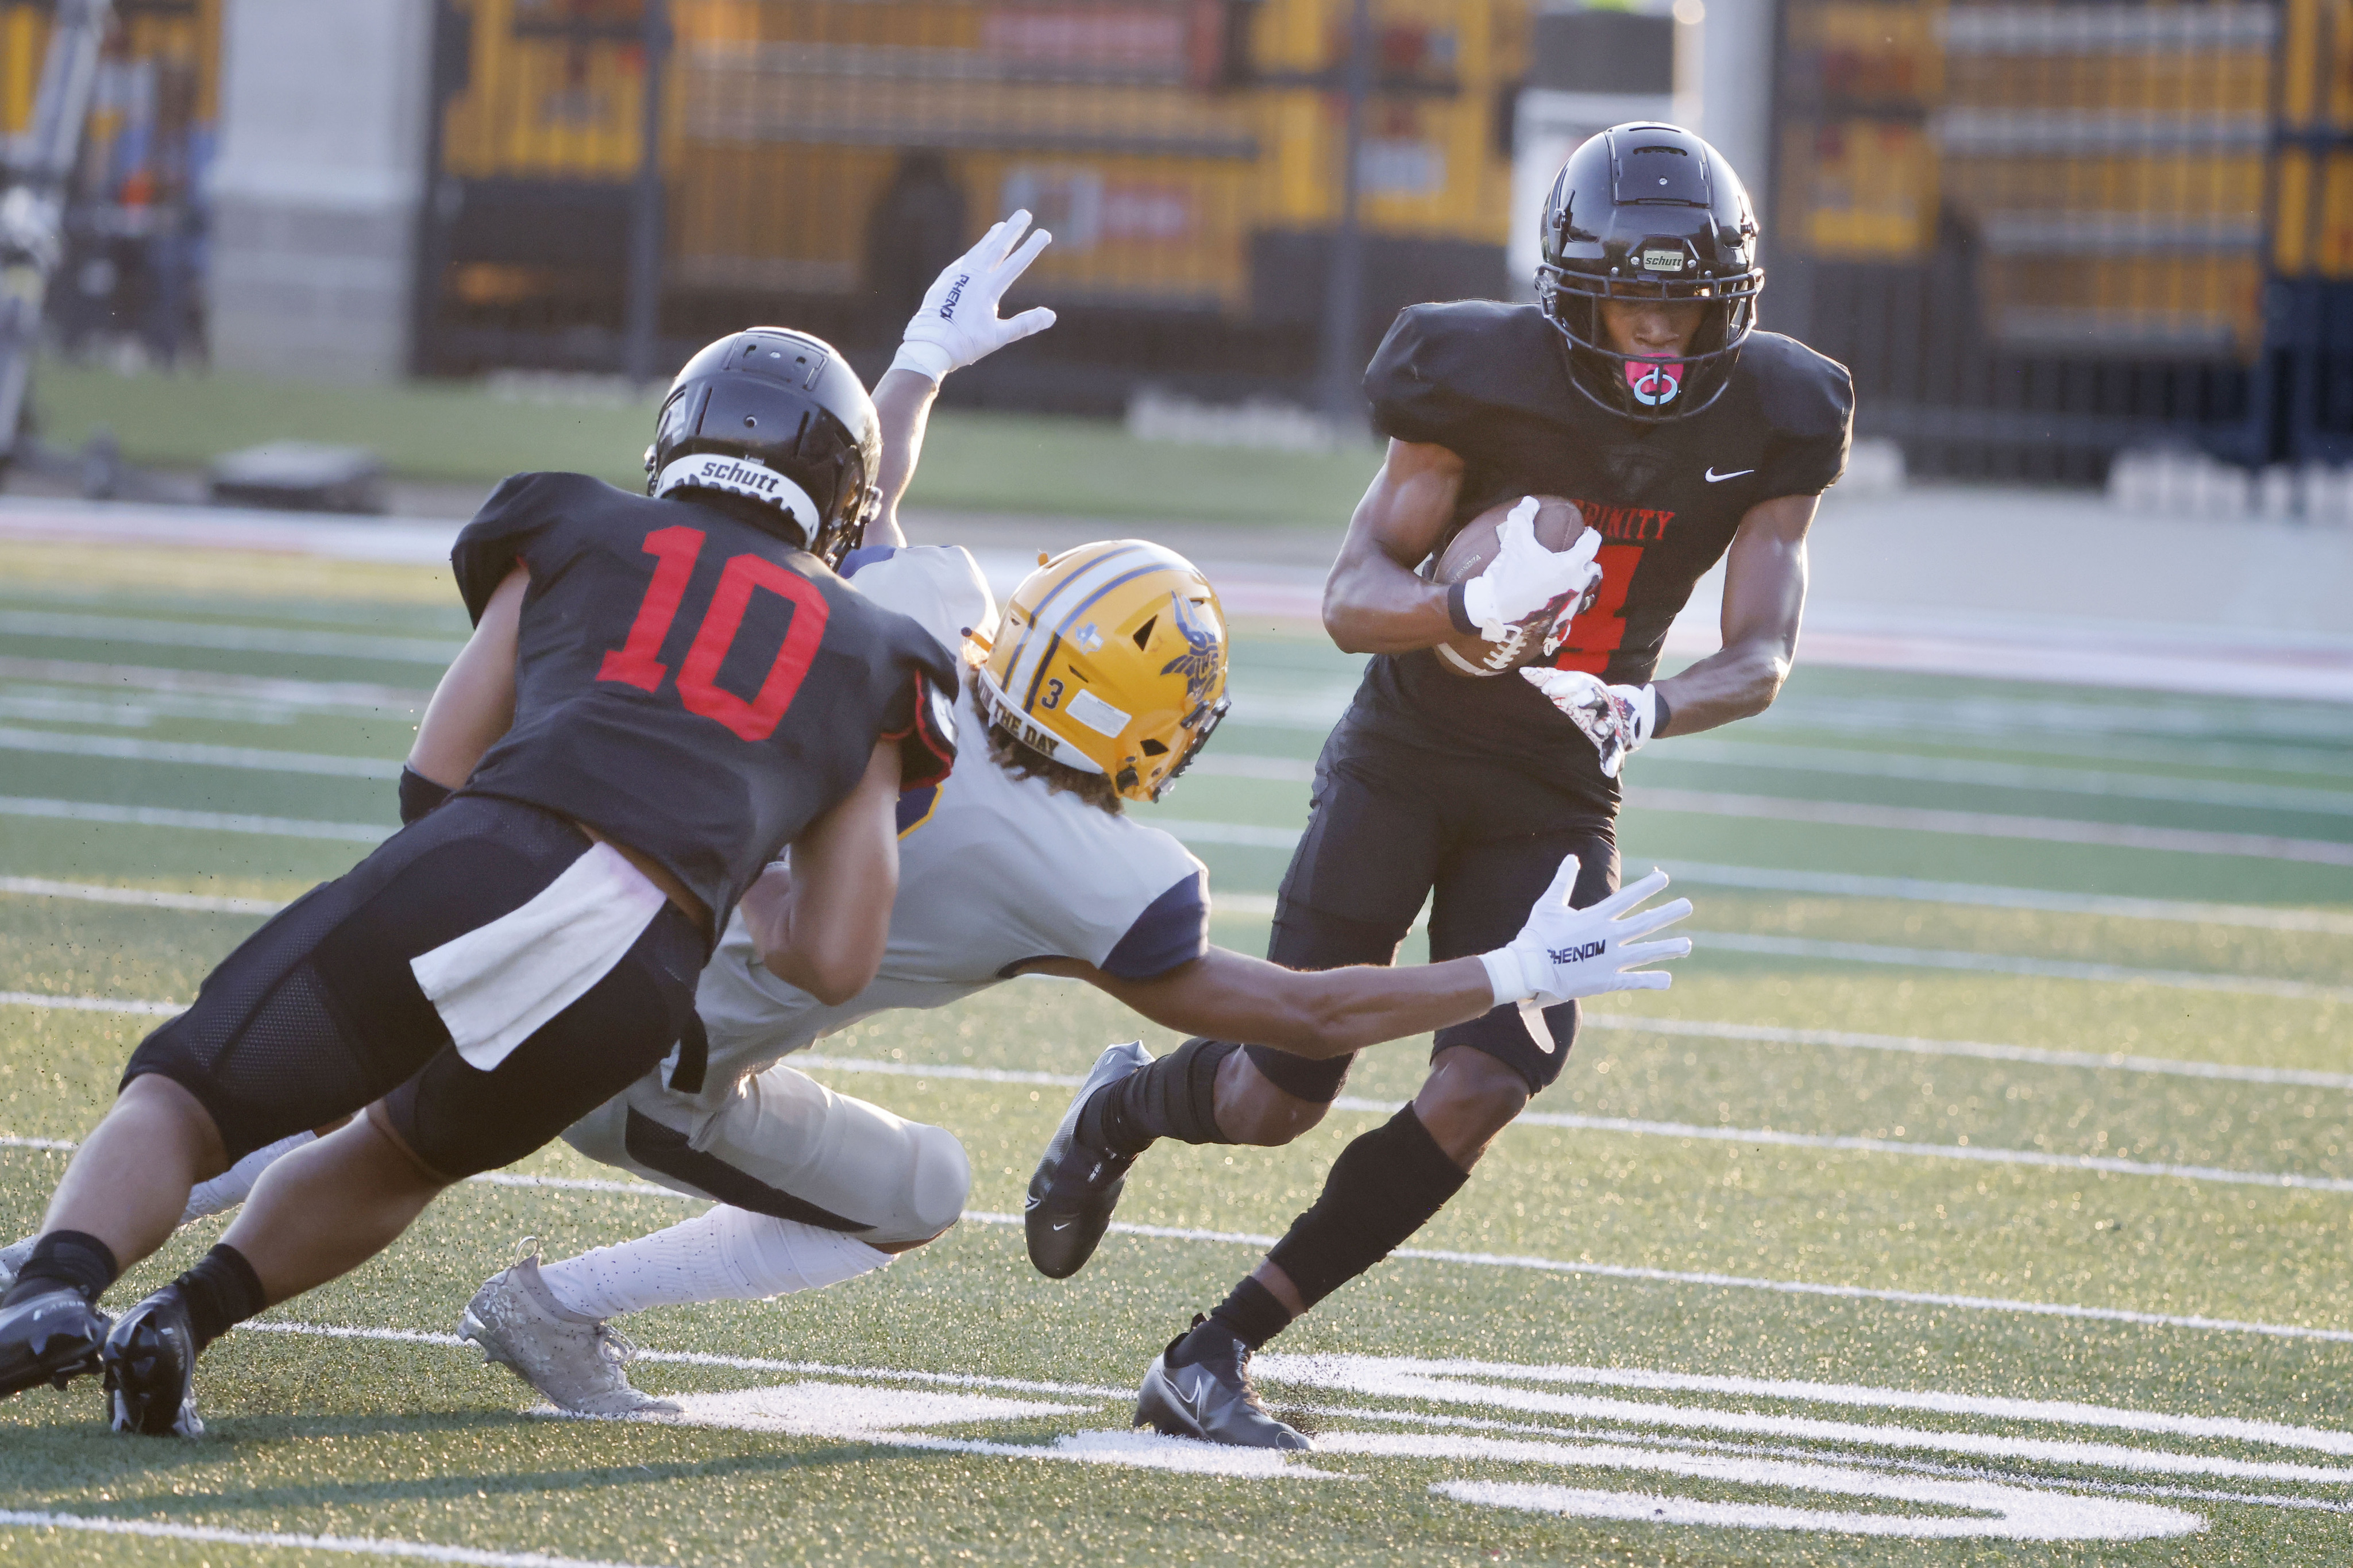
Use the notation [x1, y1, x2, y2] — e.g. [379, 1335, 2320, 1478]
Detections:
[1242, 1041, 1355, 1103]
[1244, 899, 1413, 1103]
[1266, 1104, 1467, 1307]
[1432, 997, 1581, 1095]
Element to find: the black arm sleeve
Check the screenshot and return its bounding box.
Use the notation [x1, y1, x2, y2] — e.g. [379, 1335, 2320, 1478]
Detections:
[398, 766, 453, 825]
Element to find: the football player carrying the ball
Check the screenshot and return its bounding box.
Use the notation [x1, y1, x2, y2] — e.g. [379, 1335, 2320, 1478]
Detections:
[1026, 123, 1854, 1448]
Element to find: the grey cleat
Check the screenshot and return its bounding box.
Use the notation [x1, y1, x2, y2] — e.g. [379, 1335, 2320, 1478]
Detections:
[1025, 1040, 1153, 1279]
[459, 1248, 679, 1418]
[0, 1235, 33, 1299]
[1135, 1316, 1310, 1450]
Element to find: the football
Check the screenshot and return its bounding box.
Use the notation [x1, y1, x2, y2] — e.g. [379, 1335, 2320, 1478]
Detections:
[1426, 493, 1594, 677]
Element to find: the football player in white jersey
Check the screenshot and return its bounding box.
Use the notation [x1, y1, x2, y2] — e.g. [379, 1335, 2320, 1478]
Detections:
[0, 215, 1693, 1428]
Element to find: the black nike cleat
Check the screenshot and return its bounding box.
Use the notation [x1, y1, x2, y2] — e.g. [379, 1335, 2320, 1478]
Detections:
[101, 1287, 203, 1437]
[0, 1285, 111, 1399]
[1135, 1316, 1310, 1450]
[1025, 1040, 1152, 1279]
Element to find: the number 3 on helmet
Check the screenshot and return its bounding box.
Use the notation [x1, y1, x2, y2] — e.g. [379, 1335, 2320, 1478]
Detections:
[976, 540, 1230, 804]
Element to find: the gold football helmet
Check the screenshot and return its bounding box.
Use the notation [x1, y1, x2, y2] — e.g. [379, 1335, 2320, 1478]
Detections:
[976, 540, 1229, 803]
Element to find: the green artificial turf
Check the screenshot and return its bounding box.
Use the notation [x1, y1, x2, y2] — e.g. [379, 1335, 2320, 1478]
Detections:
[21, 362, 1375, 527]
[1, 537, 2351, 1564]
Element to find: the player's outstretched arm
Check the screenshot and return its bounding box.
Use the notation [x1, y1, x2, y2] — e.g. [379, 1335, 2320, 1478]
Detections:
[408, 563, 527, 789]
[867, 211, 1058, 547]
[743, 740, 903, 1005]
[1027, 860, 1691, 1056]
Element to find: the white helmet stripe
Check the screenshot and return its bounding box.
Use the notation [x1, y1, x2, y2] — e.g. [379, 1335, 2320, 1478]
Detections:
[998, 543, 1154, 712]
[654, 453, 821, 534]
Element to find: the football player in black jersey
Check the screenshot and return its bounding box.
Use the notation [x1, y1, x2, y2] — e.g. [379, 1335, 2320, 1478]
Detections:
[1027, 123, 1854, 1447]
[0, 328, 962, 1437]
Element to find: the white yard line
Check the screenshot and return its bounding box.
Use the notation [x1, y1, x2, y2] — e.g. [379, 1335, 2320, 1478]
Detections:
[0, 795, 386, 841]
[0, 609, 462, 665]
[0, 875, 284, 914]
[1195, 744, 2353, 819]
[236, 1322, 1131, 1399]
[0, 654, 429, 709]
[1651, 861, 2353, 937]
[1156, 802, 2353, 868]
[1632, 789, 2353, 868]
[1499, 1113, 2353, 1193]
[0, 726, 400, 778]
[1656, 740, 2353, 817]
[1687, 930, 2353, 1003]
[784, 1055, 2353, 1189]
[3, 1128, 2345, 1343]
[0, 1511, 668, 1568]
[0, 991, 179, 1017]
[1580, 1015, 2353, 1091]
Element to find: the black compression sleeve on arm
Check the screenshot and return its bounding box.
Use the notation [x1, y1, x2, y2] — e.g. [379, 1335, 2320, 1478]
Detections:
[399, 767, 453, 825]
[1650, 686, 1673, 739]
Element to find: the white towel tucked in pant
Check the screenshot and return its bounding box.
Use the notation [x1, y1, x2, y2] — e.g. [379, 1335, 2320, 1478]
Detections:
[410, 840, 669, 1072]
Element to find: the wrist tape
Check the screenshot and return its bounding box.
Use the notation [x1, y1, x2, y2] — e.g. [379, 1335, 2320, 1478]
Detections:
[888, 340, 954, 383]
[1479, 947, 1532, 1008]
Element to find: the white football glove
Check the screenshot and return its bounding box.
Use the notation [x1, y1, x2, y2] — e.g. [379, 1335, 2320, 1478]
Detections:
[1479, 858, 1693, 1009]
[890, 210, 1058, 383]
[1458, 497, 1603, 642]
[1521, 667, 1658, 779]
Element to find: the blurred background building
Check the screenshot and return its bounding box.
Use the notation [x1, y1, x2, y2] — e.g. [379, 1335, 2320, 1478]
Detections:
[5, 0, 2352, 489]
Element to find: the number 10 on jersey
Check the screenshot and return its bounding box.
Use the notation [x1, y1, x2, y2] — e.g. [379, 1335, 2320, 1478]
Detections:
[597, 524, 831, 743]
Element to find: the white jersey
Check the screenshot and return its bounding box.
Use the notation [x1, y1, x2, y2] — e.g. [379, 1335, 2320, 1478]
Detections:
[674, 545, 1209, 1116]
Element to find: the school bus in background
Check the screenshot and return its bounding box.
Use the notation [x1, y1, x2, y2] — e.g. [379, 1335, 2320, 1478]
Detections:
[424, 0, 1529, 380]
[1776, 0, 2275, 360]
[1, 0, 218, 364]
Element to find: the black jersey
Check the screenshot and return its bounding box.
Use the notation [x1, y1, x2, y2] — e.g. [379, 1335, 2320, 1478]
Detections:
[450, 473, 961, 926]
[1356, 300, 1853, 807]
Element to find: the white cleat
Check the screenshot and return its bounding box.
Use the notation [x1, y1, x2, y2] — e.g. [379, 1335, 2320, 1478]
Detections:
[458, 1249, 680, 1418]
[0, 1235, 32, 1297]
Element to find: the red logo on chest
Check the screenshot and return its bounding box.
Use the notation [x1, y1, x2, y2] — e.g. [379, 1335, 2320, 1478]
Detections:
[1572, 501, 1676, 543]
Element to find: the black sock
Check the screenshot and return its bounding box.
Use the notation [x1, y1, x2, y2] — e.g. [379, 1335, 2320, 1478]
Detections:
[173, 1243, 268, 1351]
[1079, 1037, 1241, 1156]
[1264, 1104, 1467, 1308]
[2, 1230, 119, 1307]
[1202, 1275, 1293, 1354]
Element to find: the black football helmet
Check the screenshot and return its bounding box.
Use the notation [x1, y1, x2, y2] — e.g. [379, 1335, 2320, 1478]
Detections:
[1536, 123, 1764, 423]
[645, 327, 881, 566]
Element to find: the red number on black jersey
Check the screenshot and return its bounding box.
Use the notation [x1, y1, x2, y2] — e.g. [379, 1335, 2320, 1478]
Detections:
[1549, 542, 1641, 675]
[596, 525, 830, 743]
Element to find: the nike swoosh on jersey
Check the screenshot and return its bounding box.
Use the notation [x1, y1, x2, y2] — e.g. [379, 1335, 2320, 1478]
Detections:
[1704, 467, 1756, 482]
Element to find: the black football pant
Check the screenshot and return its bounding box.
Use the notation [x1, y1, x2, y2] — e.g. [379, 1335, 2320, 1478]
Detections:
[122, 797, 704, 1179]
[1243, 712, 1621, 1102]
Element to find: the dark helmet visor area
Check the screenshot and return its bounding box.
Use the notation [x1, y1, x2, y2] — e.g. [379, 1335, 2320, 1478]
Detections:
[1537, 264, 1762, 423]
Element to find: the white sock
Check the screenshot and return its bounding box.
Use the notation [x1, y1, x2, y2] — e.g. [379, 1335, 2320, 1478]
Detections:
[181, 1131, 315, 1225]
[537, 1206, 892, 1320]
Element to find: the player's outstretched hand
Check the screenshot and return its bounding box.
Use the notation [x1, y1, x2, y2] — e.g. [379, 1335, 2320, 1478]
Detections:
[1522, 666, 1656, 779]
[1478, 857, 1692, 1007]
[892, 210, 1058, 383]
[1461, 497, 1602, 642]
